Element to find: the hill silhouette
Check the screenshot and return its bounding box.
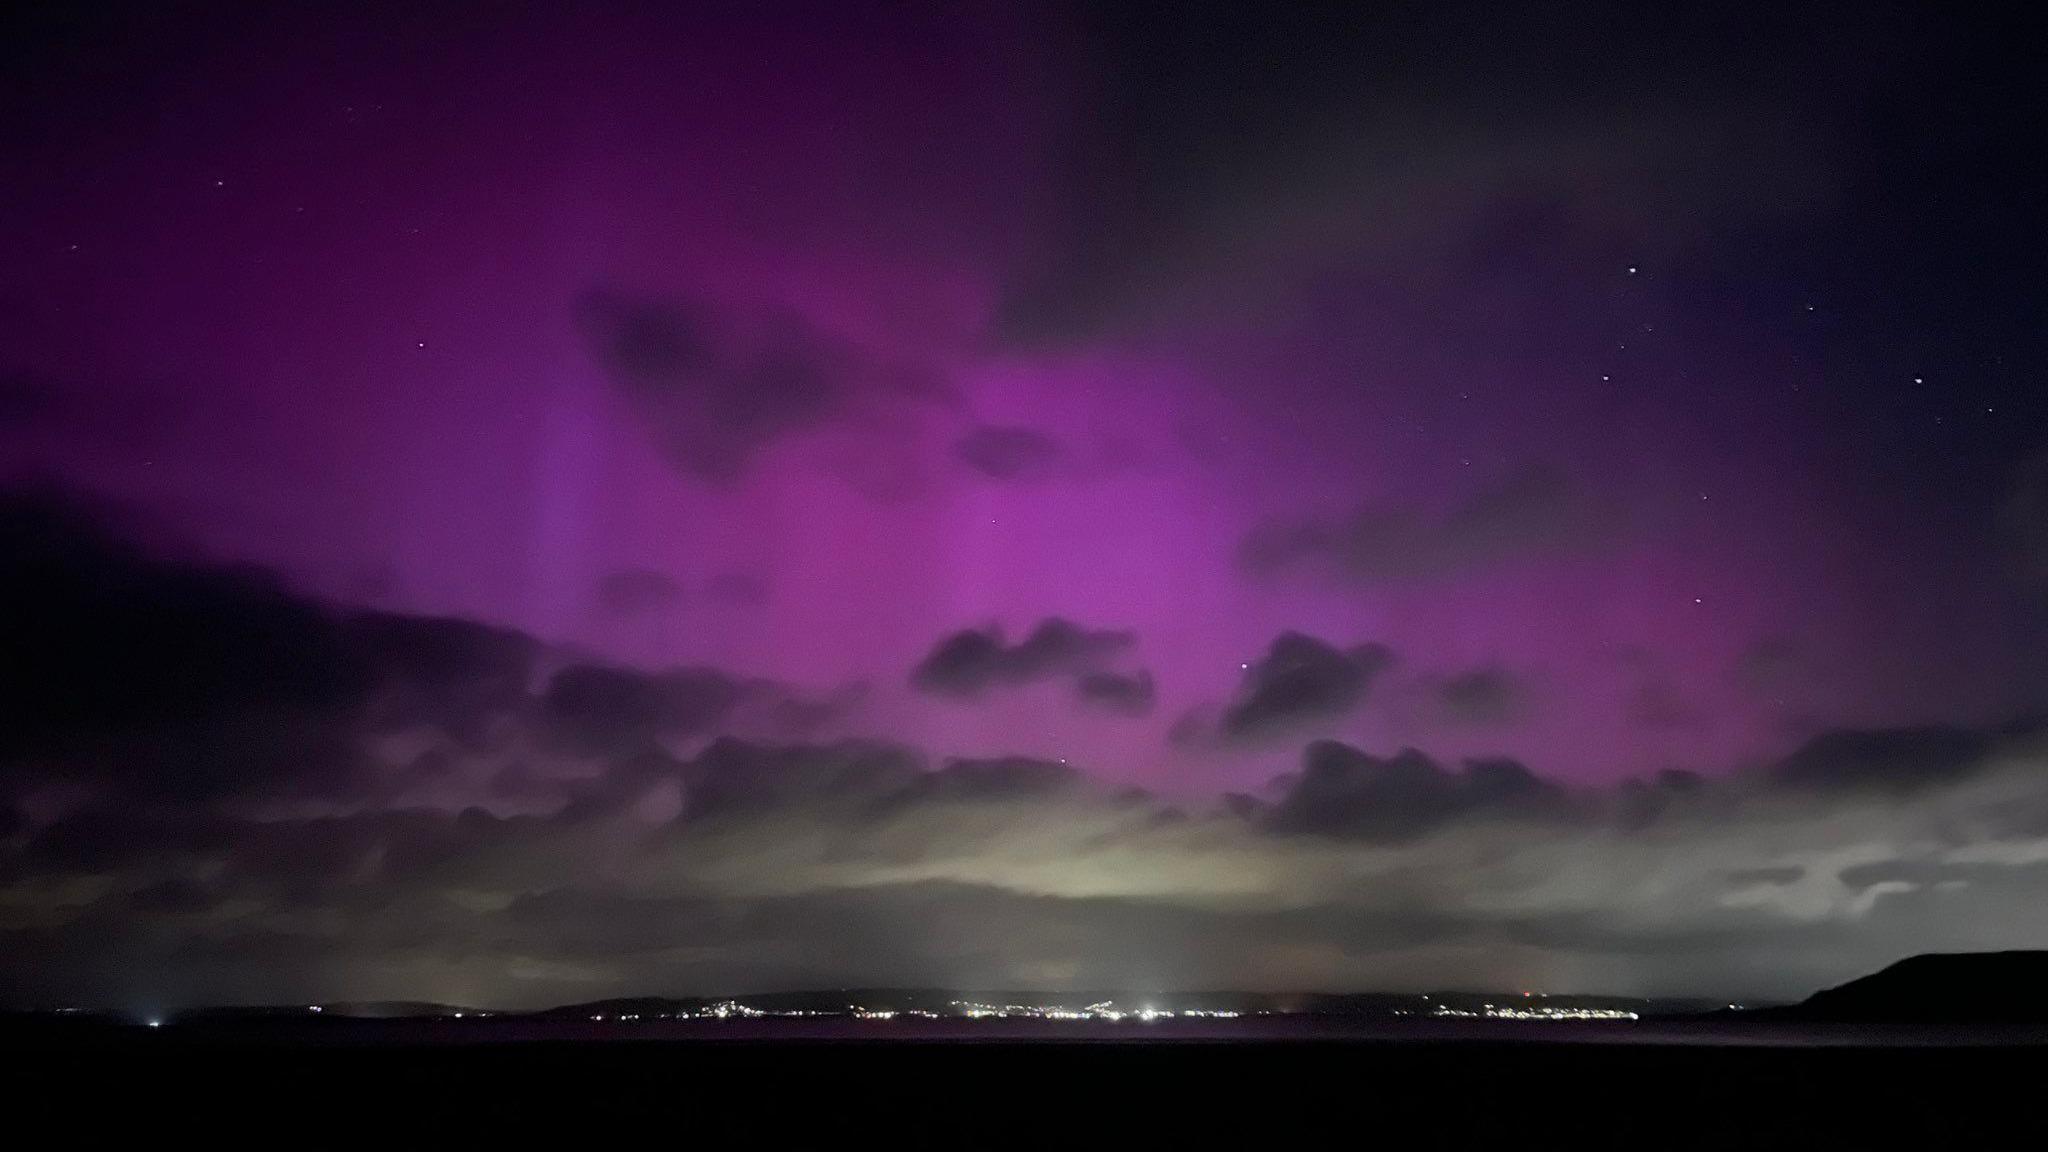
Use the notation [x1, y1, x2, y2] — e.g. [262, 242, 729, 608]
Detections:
[1780, 951, 2048, 1023]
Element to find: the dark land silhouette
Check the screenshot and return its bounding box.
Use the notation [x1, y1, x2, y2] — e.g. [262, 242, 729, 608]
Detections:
[1756, 951, 2048, 1024]
[7, 953, 2047, 1144]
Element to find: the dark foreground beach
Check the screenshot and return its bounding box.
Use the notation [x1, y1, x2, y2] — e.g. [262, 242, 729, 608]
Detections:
[12, 1018, 2046, 1147]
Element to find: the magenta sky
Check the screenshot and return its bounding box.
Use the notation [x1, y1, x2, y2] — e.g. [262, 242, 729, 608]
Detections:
[8, 2, 2047, 801]
[14, 2, 2048, 1011]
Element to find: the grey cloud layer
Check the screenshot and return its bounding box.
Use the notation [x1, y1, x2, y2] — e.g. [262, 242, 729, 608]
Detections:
[10, 491, 2048, 1010]
[13, 714, 2048, 1009]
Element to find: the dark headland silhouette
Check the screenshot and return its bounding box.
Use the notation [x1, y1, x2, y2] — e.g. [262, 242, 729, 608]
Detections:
[1756, 950, 2048, 1024]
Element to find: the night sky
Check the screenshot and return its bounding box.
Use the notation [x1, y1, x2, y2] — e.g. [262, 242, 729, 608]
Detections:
[6, 2, 2048, 1009]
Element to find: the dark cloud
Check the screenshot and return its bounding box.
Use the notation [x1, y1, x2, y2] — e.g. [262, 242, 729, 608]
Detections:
[4, 491, 386, 799]
[0, 488, 825, 806]
[594, 569, 685, 616]
[1214, 632, 1392, 743]
[910, 618, 1136, 699]
[1264, 741, 1567, 842]
[1435, 667, 1528, 726]
[1767, 726, 1996, 795]
[1, 493, 352, 736]
[955, 425, 1063, 481]
[1241, 467, 1602, 583]
[344, 611, 540, 742]
[1074, 669, 1157, 716]
[575, 288, 949, 486]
